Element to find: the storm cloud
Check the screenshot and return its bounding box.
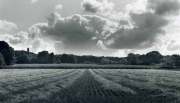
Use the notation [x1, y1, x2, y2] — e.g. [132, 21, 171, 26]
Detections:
[103, 0, 180, 49]
[148, 0, 180, 15]
[81, 0, 114, 13]
[1, 0, 180, 56]
[34, 13, 117, 54]
[105, 12, 168, 49]
[31, 0, 180, 54]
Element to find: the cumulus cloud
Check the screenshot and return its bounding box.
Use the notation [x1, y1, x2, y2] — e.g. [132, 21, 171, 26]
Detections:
[105, 12, 168, 49]
[81, 0, 101, 13]
[167, 40, 180, 51]
[44, 14, 94, 46]
[0, 20, 23, 47]
[0, 20, 18, 34]
[102, 0, 180, 50]
[8, 31, 29, 45]
[81, 0, 114, 13]
[28, 0, 180, 55]
[0, 31, 29, 50]
[55, 4, 63, 11]
[30, 13, 117, 55]
[126, 0, 148, 14]
[0, 19, 51, 52]
[148, 0, 180, 15]
[1, 0, 180, 56]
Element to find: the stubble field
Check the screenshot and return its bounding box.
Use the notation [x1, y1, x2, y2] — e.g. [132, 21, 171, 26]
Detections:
[0, 69, 180, 103]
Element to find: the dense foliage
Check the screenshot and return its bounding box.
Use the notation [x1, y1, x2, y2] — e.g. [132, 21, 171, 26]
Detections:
[14, 49, 180, 68]
[13, 50, 180, 68]
[0, 53, 5, 67]
[0, 41, 14, 65]
[127, 51, 163, 65]
[1, 41, 180, 68]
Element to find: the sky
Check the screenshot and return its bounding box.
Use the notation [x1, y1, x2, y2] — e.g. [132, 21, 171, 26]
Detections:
[0, 0, 180, 57]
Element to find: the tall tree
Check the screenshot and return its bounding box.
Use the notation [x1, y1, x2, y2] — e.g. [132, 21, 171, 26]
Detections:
[16, 54, 30, 64]
[37, 51, 49, 63]
[145, 51, 163, 65]
[127, 53, 139, 65]
[61, 54, 76, 63]
[0, 53, 5, 66]
[48, 53, 55, 63]
[0, 41, 14, 65]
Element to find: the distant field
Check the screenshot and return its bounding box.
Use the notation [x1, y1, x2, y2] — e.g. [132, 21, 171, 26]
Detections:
[3, 64, 160, 69]
[0, 69, 180, 103]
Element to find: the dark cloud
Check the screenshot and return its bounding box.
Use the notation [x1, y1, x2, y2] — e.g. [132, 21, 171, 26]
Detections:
[36, 13, 114, 54]
[81, 0, 114, 13]
[6, 0, 178, 55]
[37, 0, 180, 53]
[148, 0, 180, 15]
[102, 0, 180, 50]
[81, 0, 99, 13]
[44, 14, 95, 48]
[80, 0, 180, 51]
[105, 12, 168, 49]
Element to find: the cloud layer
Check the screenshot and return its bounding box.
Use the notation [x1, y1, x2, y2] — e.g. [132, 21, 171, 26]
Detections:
[81, 0, 114, 13]
[28, 0, 180, 55]
[105, 12, 168, 49]
[0, 20, 18, 34]
[34, 13, 116, 54]
[148, 0, 180, 15]
[81, 0, 180, 50]
[1, 0, 180, 56]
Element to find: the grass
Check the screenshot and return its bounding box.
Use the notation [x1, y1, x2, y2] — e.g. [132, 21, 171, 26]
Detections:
[3, 64, 160, 69]
[0, 69, 180, 103]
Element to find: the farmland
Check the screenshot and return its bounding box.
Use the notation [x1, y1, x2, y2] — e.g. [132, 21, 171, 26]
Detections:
[0, 69, 180, 103]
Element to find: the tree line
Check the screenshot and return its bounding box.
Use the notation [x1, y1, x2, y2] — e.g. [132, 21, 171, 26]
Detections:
[0, 41, 14, 67]
[1, 41, 180, 68]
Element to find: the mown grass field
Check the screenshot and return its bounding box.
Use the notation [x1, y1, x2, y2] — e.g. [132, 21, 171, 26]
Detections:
[4, 64, 160, 69]
[0, 69, 179, 103]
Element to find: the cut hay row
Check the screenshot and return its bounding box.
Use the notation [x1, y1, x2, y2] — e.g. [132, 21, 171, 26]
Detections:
[0, 69, 180, 103]
[93, 69, 180, 103]
[0, 69, 85, 103]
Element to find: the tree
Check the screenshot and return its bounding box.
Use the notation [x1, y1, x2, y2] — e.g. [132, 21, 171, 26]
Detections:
[145, 51, 163, 65]
[0, 53, 5, 67]
[54, 55, 61, 64]
[127, 53, 139, 65]
[100, 57, 112, 64]
[171, 55, 180, 66]
[0, 41, 14, 65]
[37, 51, 49, 63]
[16, 54, 30, 64]
[161, 56, 175, 68]
[48, 53, 55, 63]
[61, 54, 76, 63]
[30, 57, 38, 64]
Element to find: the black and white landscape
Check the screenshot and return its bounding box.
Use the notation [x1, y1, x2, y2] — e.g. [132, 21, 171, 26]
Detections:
[0, 69, 180, 103]
[0, 0, 180, 103]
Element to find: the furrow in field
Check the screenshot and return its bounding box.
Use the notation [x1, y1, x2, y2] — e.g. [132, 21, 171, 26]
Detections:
[0, 70, 72, 94]
[28, 69, 136, 103]
[90, 69, 136, 95]
[93, 69, 180, 103]
[1, 69, 180, 103]
[0, 69, 84, 103]
[0, 69, 69, 85]
[94, 69, 180, 92]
